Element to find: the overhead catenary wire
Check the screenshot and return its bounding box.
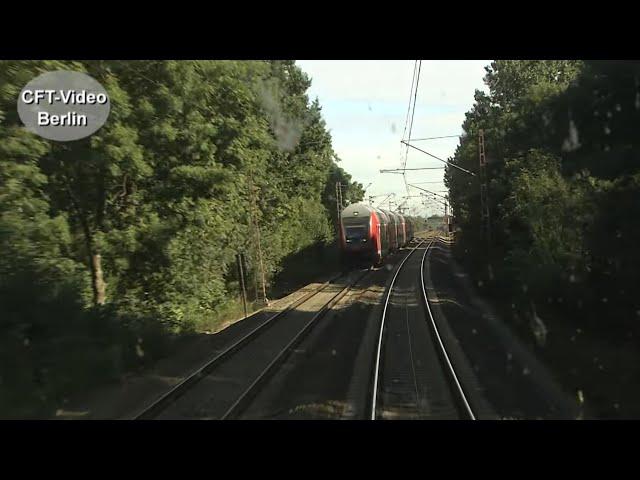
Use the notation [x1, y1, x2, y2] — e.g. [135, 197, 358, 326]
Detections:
[408, 135, 462, 141]
[409, 184, 448, 205]
[401, 61, 419, 147]
[405, 61, 422, 149]
[370, 193, 395, 207]
[379, 167, 444, 173]
[381, 61, 454, 218]
[401, 140, 476, 177]
[399, 61, 418, 196]
[403, 60, 422, 196]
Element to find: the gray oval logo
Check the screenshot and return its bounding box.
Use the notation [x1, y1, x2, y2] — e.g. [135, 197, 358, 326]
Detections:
[17, 70, 111, 142]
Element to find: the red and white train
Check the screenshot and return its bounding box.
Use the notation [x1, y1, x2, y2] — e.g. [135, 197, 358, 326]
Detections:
[338, 203, 414, 267]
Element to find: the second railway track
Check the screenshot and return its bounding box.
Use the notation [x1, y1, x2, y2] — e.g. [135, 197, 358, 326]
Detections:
[133, 268, 370, 420]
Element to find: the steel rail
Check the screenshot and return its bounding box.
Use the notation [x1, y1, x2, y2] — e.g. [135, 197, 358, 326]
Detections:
[132, 272, 346, 420]
[419, 239, 475, 419]
[370, 239, 425, 420]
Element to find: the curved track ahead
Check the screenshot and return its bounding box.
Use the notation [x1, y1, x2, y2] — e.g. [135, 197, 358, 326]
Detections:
[370, 238, 475, 420]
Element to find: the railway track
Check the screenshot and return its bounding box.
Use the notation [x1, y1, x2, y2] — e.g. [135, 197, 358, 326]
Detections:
[132, 269, 370, 420]
[370, 237, 475, 420]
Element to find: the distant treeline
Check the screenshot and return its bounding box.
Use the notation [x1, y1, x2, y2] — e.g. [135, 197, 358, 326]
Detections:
[447, 60, 640, 343]
[0, 60, 363, 416]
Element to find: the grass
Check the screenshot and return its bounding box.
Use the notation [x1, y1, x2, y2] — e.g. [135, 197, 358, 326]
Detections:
[193, 296, 261, 333]
[194, 242, 344, 333]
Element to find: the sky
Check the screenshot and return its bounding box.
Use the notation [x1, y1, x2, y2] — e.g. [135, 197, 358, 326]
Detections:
[296, 60, 491, 217]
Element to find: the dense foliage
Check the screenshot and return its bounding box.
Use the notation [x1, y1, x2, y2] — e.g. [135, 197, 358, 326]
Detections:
[446, 61, 640, 414]
[0, 60, 363, 416]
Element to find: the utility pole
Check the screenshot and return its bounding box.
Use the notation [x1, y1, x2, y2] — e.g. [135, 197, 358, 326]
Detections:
[444, 200, 448, 228]
[479, 129, 493, 280]
[335, 181, 343, 222]
[248, 174, 268, 306]
[236, 253, 248, 318]
[444, 200, 453, 239]
[478, 129, 491, 245]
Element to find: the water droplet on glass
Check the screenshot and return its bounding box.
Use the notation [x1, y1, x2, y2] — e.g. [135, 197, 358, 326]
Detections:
[562, 118, 581, 152]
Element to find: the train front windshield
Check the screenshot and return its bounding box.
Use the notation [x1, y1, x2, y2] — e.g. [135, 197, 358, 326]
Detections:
[345, 226, 368, 243]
